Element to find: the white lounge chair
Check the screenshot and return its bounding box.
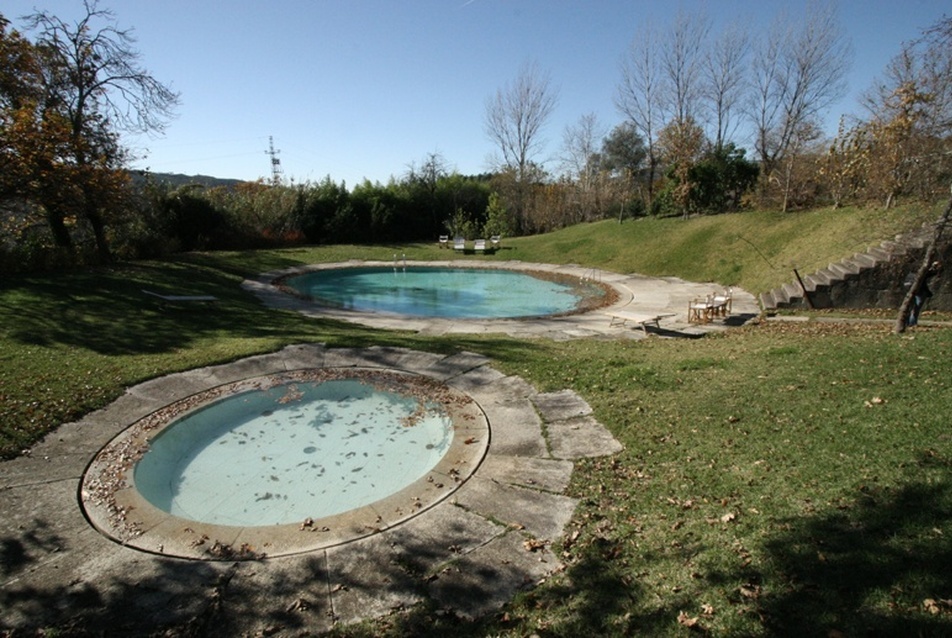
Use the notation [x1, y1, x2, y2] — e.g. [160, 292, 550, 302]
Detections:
[490, 235, 501, 248]
[453, 236, 465, 251]
[438, 235, 449, 249]
[474, 239, 487, 253]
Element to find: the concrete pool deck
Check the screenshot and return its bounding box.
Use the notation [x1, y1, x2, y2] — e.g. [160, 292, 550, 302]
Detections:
[242, 260, 761, 340]
[1, 345, 624, 635]
[1, 264, 759, 634]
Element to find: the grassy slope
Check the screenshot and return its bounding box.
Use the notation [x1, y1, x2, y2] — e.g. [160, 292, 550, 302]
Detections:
[497, 203, 941, 294]
[2, 203, 951, 636]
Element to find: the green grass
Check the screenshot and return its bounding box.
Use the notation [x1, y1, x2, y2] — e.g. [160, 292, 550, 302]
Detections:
[493, 202, 941, 294]
[2, 203, 951, 636]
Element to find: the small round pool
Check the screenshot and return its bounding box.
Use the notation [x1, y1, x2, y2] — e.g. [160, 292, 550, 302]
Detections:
[80, 368, 489, 559]
[134, 376, 452, 526]
[281, 266, 606, 318]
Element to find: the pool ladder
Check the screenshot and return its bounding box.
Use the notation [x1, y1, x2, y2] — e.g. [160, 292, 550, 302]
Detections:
[393, 253, 406, 273]
[580, 268, 600, 283]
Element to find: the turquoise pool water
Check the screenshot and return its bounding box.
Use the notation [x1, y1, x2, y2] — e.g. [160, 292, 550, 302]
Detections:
[133, 378, 452, 526]
[284, 266, 593, 318]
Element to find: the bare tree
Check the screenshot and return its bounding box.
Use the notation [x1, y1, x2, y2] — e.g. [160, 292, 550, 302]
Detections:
[484, 60, 558, 231]
[559, 112, 605, 192]
[616, 21, 663, 211]
[484, 60, 558, 182]
[660, 9, 711, 127]
[749, 1, 851, 185]
[702, 25, 749, 152]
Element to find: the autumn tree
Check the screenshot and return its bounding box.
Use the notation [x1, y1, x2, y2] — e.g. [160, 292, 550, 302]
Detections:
[816, 116, 869, 209]
[862, 16, 952, 205]
[13, 1, 178, 261]
[657, 116, 707, 216]
[0, 14, 75, 247]
[864, 82, 933, 208]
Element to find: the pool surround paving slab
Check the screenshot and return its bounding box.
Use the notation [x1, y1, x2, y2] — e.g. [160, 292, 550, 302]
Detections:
[1, 344, 622, 635]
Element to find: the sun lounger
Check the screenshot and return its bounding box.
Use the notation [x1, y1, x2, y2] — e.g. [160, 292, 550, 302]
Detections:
[606, 311, 676, 334]
[490, 235, 501, 248]
[438, 235, 449, 249]
[143, 289, 218, 303]
[453, 236, 465, 251]
[474, 239, 487, 253]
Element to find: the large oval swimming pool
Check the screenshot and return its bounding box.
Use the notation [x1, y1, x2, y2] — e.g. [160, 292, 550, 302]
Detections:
[282, 266, 605, 318]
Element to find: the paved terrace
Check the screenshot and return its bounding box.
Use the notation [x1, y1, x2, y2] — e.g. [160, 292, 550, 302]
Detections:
[1, 264, 758, 635]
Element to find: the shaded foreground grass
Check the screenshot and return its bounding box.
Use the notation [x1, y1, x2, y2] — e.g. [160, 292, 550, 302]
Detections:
[2, 212, 952, 634]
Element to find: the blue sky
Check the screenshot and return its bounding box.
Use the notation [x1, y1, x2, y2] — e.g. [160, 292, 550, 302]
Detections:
[4, 1, 949, 187]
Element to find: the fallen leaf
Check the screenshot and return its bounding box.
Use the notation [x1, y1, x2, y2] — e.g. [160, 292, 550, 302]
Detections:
[739, 584, 760, 599]
[677, 611, 699, 628]
[524, 538, 547, 552]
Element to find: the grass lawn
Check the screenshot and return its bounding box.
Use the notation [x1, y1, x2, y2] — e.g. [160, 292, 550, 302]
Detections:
[2, 204, 951, 635]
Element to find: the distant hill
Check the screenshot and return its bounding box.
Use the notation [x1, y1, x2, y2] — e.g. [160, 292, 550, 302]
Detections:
[127, 171, 248, 189]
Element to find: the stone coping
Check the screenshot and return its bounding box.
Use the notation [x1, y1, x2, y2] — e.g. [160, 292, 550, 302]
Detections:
[80, 368, 490, 560]
[241, 260, 761, 340]
[1, 345, 623, 634]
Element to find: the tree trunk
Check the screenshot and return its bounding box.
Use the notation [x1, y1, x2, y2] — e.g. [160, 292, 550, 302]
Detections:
[895, 188, 952, 333]
[45, 209, 74, 249]
[86, 207, 113, 263]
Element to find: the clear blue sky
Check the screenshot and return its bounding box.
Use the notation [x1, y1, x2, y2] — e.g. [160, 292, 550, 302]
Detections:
[4, 0, 949, 187]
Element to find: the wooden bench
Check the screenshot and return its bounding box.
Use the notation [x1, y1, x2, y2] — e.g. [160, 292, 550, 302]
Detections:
[606, 311, 676, 334]
[143, 290, 218, 303]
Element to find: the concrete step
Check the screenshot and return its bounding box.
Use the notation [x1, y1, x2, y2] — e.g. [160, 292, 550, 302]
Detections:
[829, 261, 859, 277]
[759, 290, 776, 309]
[866, 245, 893, 261]
[772, 287, 790, 306]
[782, 282, 803, 303]
[879, 239, 906, 255]
[803, 271, 832, 290]
[851, 253, 878, 268]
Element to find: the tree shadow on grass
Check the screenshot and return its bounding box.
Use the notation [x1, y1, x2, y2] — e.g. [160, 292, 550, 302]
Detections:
[0, 259, 556, 362]
[727, 451, 952, 636]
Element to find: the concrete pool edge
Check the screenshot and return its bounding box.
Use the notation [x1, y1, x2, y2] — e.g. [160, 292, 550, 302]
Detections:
[242, 260, 762, 340]
[80, 368, 491, 559]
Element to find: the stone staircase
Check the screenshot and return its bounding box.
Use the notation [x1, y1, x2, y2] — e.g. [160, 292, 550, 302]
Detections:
[759, 225, 934, 311]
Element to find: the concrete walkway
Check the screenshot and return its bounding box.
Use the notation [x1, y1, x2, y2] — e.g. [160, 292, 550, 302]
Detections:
[242, 260, 761, 340]
[1, 345, 622, 635]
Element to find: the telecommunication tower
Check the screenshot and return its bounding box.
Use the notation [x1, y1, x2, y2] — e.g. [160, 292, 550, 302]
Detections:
[265, 136, 282, 185]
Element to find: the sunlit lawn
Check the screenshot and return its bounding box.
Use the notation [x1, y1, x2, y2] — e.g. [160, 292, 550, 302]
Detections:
[2, 208, 951, 635]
